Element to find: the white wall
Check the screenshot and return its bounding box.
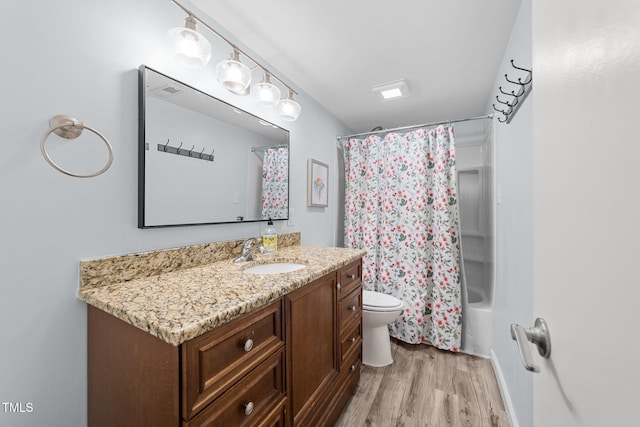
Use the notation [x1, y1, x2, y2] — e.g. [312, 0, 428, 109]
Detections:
[487, 1, 533, 426]
[0, 0, 349, 425]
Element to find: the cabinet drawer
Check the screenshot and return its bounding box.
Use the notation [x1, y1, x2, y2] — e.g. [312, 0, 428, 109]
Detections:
[184, 349, 286, 427]
[182, 300, 284, 420]
[255, 398, 286, 427]
[340, 321, 362, 366]
[337, 260, 362, 299]
[338, 287, 362, 332]
[342, 350, 361, 397]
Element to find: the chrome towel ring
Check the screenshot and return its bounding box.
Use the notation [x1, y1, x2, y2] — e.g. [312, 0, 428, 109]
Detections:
[40, 114, 113, 178]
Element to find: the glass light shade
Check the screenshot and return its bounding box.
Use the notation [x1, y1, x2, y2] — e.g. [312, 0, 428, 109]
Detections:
[276, 94, 301, 121]
[253, 81, 281, 107]
[165, 27, 211, 69]
[216, 59, 252, 94]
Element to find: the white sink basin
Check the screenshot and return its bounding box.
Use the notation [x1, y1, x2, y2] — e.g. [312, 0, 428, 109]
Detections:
[243, 262, 306, 275]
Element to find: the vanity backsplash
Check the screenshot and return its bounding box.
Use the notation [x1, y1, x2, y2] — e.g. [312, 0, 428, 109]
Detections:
[79, 232, 301, 290]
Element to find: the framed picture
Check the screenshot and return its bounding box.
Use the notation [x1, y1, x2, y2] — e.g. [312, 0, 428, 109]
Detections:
[307, 159, 328, 207]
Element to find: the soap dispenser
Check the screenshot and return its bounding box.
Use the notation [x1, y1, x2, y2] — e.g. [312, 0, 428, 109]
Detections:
[262, 218, 278, 254]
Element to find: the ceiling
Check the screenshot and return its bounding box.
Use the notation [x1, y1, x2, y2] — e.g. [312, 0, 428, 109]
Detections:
[191, 0, 523, 134]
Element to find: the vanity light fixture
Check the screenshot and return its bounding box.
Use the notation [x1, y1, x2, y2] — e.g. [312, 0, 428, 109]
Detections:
[276, 90, 302, 122]
[165, 14, 212, 69]
[253, 73, 281, 107]
[372, 79, 410, 100]
[216, 48, 252, 94]
[167, 0, 301, 120]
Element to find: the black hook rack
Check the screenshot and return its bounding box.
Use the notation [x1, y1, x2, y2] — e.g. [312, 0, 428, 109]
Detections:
[157, 139, 214, 162]
[492, 59, 532, 124]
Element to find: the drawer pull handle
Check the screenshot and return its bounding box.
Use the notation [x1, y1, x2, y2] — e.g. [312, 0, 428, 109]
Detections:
[243, 338, 254, 352]
[244, 401, 254, 416]
[351, 337, 356, 344]
[350, 364, 357, 372]
[350, 305, 357, 312]
[347, 274, 356, 279]
[336, 283, 341, 290]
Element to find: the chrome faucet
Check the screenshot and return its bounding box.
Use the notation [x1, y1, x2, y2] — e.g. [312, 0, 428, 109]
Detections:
[233, 238, 265, 263]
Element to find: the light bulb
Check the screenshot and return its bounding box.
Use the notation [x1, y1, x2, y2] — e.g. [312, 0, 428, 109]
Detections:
[276, 91, 301, 121]
[253, 73, 281, 107]
[165, 16, 211, 69]
[216, 49, 251, 94]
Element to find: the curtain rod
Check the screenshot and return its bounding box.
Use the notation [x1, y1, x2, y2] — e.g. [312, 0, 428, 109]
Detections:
[336, 113, 494, 141]
[251, 144, 287, 152]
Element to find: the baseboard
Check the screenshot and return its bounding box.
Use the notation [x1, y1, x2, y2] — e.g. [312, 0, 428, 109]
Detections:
[489, 349, 519, 427]
[461, 348, 490, 359]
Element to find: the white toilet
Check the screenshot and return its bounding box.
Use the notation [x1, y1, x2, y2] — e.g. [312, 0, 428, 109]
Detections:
[362, 290, 405, 367]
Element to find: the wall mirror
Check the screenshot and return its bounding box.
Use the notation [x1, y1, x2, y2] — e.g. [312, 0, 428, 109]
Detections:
[138, 65, 289, 228]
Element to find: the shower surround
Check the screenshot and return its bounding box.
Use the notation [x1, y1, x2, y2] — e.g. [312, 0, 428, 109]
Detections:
[456, 119, 495, 357]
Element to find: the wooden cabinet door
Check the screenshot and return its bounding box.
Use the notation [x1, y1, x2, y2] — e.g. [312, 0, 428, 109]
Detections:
[285, 273, 338, 426]
[88, 306, 180, 427]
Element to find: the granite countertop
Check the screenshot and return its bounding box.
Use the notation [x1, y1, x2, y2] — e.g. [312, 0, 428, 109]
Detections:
[78, 245, 366, 346]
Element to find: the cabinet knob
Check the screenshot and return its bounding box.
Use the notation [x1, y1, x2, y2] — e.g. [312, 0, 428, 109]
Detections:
[347, 274, 356, 279]
[243, 338, 254, 352]
[350, 305, 357, 312]
[336, 283, 341, 290]
[350, 364, 357, 372]
[351, 337, 356, 344]
[244, 401, 254, 415]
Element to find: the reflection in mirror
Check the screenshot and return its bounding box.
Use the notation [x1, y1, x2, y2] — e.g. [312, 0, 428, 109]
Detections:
[138, 65, 289, 228]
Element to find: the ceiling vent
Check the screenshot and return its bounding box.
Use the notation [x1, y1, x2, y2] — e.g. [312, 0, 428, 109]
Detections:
[372, 79, 410, 100]
[152, 84, 182, 97]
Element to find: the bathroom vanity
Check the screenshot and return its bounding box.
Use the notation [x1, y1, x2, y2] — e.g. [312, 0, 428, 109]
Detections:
[79, 236, 365, 427]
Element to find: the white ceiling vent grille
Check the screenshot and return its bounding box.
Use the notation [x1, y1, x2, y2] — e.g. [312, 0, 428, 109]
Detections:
[152, 84, 182, 97]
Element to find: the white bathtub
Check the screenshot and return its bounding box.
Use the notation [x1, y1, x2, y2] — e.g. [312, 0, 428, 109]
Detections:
[462, 285, 493, 357]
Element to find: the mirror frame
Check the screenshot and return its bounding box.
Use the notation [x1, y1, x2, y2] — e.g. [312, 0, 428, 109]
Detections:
[138, 65, 290, 228]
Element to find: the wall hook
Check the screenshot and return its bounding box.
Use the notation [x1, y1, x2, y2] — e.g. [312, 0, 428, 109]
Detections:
[492, 104, 510, 123]
[510, 60, 533, 85]
[156, 140, 215, 163]
[493, 59, 533, 124]
[510, 59, 531, 73]
[499, 86, 516, 97]
[496, 95, 518, 109]
[504, 73, 525, 86]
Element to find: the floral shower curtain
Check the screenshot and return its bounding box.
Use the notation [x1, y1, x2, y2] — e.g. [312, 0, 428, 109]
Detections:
[344, 125, 463, 351]
[261, 147, 289, 219]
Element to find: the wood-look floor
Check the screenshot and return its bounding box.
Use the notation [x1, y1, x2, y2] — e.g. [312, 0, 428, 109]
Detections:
[335, 340, 510, 427]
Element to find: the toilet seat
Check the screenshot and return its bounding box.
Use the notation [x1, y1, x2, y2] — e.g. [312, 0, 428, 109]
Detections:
[363, 290, 404, 312]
